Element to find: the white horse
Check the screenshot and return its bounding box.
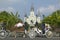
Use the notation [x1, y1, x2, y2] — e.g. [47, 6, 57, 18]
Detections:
[25, 27, 42, 39]
[32, 27, 42, 35]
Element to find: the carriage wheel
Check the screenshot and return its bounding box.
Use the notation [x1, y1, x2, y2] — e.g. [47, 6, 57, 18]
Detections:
[46, 31, 53, 38]
[0, 30, 9, 39]
[27, 30, 37, 39]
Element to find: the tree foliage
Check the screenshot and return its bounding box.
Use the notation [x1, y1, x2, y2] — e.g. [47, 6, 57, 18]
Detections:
[0, 11, 22, 30]
[42, 10, 60, 28]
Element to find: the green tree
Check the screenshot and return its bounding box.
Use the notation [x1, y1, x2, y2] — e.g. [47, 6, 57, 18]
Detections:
[42, 10, 60, 29]
[0, 11, 22, 30]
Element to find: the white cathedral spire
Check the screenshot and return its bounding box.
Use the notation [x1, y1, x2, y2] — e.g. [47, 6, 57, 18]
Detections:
[30, 4, 34, 11]
[30, 4, 35, 16]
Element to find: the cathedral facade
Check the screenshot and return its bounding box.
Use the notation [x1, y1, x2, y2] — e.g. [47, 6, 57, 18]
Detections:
[24, 5, 41, 26]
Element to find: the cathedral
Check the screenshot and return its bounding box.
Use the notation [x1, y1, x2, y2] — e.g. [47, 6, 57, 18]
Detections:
[24, 5, 41, 26]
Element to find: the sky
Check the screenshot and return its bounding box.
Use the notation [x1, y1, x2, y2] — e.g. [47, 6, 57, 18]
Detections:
[0, 0, 60, 20]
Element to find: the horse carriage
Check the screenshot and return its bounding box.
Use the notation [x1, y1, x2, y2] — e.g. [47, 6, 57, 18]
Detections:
[25, 23, 53, 39]
[0, 21, 53, 39]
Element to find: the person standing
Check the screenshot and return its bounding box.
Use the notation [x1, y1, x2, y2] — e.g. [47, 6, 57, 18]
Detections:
[41, 23, 45, 34]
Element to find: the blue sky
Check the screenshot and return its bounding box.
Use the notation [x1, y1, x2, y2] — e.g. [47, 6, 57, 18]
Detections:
[0, 0, 60, 20]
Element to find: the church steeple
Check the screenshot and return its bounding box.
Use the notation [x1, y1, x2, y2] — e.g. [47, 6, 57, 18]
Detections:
[30, 4, 35, 16]
[30, 4, 34, 11]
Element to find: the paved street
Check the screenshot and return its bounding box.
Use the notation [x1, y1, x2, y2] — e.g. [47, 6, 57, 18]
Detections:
[0, 37, 60, 40]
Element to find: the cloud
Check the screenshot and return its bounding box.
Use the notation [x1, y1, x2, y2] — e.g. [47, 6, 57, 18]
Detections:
[0, 0, 21, 5]
[0, 0, 28, 6]
[0, 7, 15, 13]
[7, 0, 20, 3]
[38, 5, 57, 14]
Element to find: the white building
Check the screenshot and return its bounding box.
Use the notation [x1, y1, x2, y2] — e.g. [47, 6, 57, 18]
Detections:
[24, 5, 41, 26]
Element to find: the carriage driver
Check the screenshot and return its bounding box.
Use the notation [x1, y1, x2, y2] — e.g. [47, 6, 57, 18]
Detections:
[41, 23, 45, 34]
[45, 23, 51, 32]
[41, 23, 51, 34]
